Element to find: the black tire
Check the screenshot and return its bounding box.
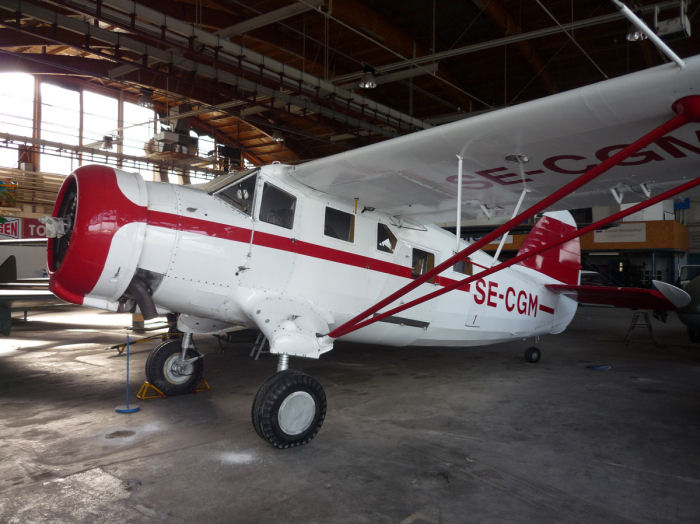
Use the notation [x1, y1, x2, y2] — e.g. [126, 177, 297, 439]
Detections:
[145, 339, 203, 395]
[524, 346, 541, 363]
[251, 370, 302, 438]
[251, 370, 326, 449]
[144, 333, 189, 375]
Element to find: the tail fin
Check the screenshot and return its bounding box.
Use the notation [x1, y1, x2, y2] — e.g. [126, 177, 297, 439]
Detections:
[0, 255, 17, 283]
[516, 211, 580, 285]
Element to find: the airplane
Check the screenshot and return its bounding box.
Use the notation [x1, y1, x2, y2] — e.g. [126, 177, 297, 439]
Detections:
[39, 17, 700, 447]
[675, 266, 700, 341]
[0, 254, 63, 335]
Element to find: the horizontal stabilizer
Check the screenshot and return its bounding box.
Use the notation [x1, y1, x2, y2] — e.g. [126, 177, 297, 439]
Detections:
[545, 280, 690, 310]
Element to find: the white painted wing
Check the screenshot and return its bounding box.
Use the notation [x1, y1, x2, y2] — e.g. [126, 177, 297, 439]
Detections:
[293, 56, 700, 223]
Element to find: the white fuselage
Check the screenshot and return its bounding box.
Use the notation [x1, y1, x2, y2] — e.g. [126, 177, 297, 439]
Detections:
[88, 163, 577, 354]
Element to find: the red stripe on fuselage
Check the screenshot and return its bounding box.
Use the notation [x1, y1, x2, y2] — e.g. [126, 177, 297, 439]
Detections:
[166, 212, 557, 313]
[147, 210, 413, 279]
[146, 213, 564, 307]
[148, 211, 252, 243]
[50, 169, 500, 311]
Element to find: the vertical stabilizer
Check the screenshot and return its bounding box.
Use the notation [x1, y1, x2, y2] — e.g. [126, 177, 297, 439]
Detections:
[516, 211, 580, 285]
[0, 255, 17, 283]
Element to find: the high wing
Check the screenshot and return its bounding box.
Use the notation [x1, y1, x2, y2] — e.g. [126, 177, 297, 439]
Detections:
[292, 56, 700, 224]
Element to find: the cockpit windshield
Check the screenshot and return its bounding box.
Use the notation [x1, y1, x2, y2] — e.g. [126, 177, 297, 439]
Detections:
[207, 169, 259, 215]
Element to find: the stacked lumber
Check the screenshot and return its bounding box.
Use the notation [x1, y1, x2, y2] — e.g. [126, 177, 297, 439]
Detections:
[0, 167, 64, 217]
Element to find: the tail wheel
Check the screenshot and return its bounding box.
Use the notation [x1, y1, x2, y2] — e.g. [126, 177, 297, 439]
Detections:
[145, 339, 203, 395]
[252, 370, 326, 449]
[524, 346, 541, 363]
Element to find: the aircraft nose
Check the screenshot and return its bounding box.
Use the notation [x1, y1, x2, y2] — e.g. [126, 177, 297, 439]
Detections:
[47, 165, 147, 305]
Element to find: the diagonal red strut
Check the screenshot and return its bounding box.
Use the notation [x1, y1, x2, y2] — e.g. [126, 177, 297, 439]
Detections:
[336, 176, 700, 335]
[327, 95, 700, 339]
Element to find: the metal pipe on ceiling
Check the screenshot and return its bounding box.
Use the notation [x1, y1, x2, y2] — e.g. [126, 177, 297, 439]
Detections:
[52, 0, 429, 131]
[0, 0, 417, 139]
[366, 1, 685, 75]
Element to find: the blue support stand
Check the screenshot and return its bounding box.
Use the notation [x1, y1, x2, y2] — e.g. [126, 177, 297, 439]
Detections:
[116, 333, 140, 414]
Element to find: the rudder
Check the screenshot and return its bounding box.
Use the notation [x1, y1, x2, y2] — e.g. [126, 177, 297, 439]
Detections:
[516, 211, 580, 285]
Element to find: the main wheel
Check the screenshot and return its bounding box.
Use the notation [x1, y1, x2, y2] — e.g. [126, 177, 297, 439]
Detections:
[251, 370, 326, 449]
[145, 339, 203, 395]
[524, 346, 541, 363]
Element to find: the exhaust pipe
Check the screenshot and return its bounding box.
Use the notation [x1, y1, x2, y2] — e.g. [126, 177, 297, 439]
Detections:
[123, 276, 158, 320]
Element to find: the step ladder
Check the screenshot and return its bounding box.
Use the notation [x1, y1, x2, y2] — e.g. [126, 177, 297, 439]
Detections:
[624, 311, 659, 348]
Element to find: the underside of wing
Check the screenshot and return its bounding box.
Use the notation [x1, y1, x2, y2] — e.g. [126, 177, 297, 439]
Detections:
[546, 280, 690, 310]
[292, 56, 700, 224]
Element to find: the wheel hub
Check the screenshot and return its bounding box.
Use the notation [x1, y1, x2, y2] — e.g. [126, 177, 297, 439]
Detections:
[163, 354, 193, 385]
[277, 391, 315, 435]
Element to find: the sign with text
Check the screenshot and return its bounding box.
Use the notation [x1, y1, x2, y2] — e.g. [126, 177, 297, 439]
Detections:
[0, 217, 49, 239]
[0, 217, 20, 239]
[22, 218, 47, 239]
[593, 223, 646, 243]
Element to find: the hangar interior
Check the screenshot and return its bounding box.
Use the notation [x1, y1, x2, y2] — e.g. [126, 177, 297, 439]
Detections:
[1, 1, 700, 523]
[0, 0, 699, 280]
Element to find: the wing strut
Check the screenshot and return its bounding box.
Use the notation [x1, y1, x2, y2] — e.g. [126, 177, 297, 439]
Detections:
[331, 176, 700, 337]
[612, 0, 685, 69]
[491, 185, 529, 267]
[454, 154, 463, 252]
[326, 95, 700, 339]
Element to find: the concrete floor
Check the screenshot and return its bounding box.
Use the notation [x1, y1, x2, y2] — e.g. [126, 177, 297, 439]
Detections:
[1, 306, 699, 524]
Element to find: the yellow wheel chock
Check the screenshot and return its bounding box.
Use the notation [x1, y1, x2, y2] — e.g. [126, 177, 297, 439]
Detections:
[136, 378, 210, 400]
[137, 381, 167, 399]
[192, 378, 211, 393]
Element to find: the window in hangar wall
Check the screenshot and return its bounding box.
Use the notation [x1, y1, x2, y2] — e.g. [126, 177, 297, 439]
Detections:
[80, 90, 118, 172]
[123, 100, 155, 180]
[0, 73, 219, 180]
[0, 73, 34, 169]
[40, 82, 80, 175]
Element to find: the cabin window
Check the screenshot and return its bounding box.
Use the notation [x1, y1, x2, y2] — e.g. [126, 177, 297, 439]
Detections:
[453, 259, 473, 275]
[377, 223, 397, 253]
[324, 207, 354, 242]
[214, 173, 257, 215]
[259, 183, 296, 229]
[412, 248, 435, 282]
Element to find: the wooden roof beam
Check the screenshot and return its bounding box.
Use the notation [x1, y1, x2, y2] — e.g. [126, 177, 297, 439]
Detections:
[216, 0, 322, 38]
[326, 0, 478, 110]
[478, 0, 557, 95]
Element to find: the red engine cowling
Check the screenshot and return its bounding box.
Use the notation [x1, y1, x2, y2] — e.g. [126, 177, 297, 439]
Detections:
[48, 165, 150, 313]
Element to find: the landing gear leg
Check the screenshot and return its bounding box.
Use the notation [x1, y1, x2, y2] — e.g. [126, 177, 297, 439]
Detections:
[145, 333, 204, 395]
[251, 354, 326, 449]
